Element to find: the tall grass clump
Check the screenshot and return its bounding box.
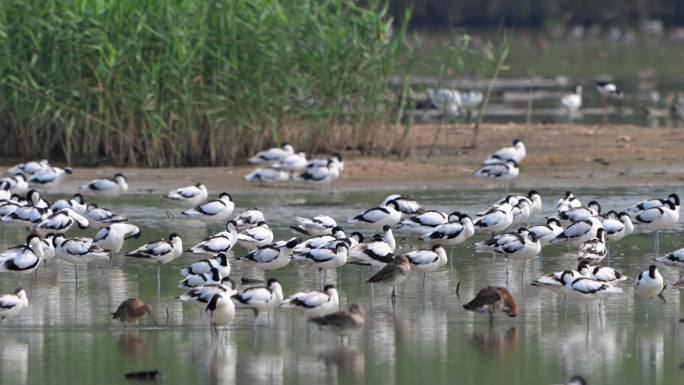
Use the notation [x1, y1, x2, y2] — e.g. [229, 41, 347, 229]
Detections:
[0, 0, 408, 166]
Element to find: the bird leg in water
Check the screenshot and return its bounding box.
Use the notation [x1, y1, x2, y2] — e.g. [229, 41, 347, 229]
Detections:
[391, 286, 396, 305]
[488, 313, 494, 325]
[252, 309, 259, 333]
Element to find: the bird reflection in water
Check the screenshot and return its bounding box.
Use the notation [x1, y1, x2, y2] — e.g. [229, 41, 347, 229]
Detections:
[318, 346, 365, 385]
[468, 326, 519, 359]
[117, 331, 145, 361]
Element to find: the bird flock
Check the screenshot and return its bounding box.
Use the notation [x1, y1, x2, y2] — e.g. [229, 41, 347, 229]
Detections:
[244, 143, 344, 185]
[1, 146, 683, 343]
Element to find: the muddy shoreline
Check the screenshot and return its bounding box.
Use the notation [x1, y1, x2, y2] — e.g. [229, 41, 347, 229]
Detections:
[4, 123, 683, 195]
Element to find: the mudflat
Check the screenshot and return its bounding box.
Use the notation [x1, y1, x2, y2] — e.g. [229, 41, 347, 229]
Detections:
[8, 123, 683, 195]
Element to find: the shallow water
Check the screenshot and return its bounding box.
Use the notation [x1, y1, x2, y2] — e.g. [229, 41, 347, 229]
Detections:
[1, 187, 683, 385]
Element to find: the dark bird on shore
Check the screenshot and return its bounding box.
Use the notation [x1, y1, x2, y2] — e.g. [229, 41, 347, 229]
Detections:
[308, 303, 365, 331]
[463, 287, 518, 324]
[112, 298, 158, 327]
[366, 254, 410, 305]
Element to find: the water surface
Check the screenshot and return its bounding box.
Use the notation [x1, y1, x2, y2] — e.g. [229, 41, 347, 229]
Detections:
[1, 187, 683, 385]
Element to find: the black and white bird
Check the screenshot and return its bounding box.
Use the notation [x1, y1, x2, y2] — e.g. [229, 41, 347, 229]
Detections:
[125, 233, 183, 285]
[595, 81, 623, 99]
[475, 227, 529, 254]
[290, 215, 337, 236]
[655, 248, 684, 269]
[234, 208, 266, 231]
[494, 232, 541, 261]
[272, 152, 308, 172]
[627, 193, 679, 214]
[306, 153, 344, 171]
[367, 254, 411, 305]
[348, 200, 402, 230]
[50, 193, 87, 216]
[7, 159, 49, 177]
[559, 201, 601, 222]
[93, 223, 141, 253]
[634, 198, 680, 257]
[0, 174, 29, 195]
[294, 241, 349, 284]
[238, 238, 299, 271]
[232, 278, 284, 329]
[381, 194, 422, 218]
[348, 228, 395, 267]
[421, 213, 475, 247]
[560, 270, 623, 301]
[577, 263, 627, 284]
[180, 253, 231, 278]
[577, 228, 607, 263]
[281, 284, 339, 318]
[53, 234, 111, 282]
[398, 209, 448, 235]
[293, 227, 349, 254]
[25, 189, 49, 209]
[33, 209, 89, 235]
[404, 245, 448, 275]
[511, 199, 532, 224]
[29, 166, 73, 190]
[188, 220, 238, 256]
[1, 204, 47, 227]
[474, 203, 514, 234]
[178, 282, 236, 306]
[474, 160, 519, 181]
[634, 265, 664, 316]
[178, 267, 226, 289]
[166, 183, 208, 207]
[0, 234, 44, 276]
[206, 293, 236, 334]
[532, 269, 583, 293]
[248, 143, 295, 165]
[293, 160, 340, 184]
[482, 139, 527, 165]
[237, 221, 274, 250]
[79, 173, 128, 197]
[556, 191, 582, 213]
[181, 192, 235, 224]
[596, 81, 624, 125]
[243, 168, 290, 183]
[601, 211, 634, 242]
[0, 288, 29, 321]
[499, 190, 542, 215]
[551, 217, 603, 247]
[85, 204, 127, 228]
[528, 218, 564, 246]
[40, 234, 57, 263]
[308, 303, 365, 331]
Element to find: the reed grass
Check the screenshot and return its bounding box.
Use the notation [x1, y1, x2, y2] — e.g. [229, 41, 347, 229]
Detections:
[0, 0, 409, 166]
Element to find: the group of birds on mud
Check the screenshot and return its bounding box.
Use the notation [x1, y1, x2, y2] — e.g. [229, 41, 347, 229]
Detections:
[243, 144, 344, 185]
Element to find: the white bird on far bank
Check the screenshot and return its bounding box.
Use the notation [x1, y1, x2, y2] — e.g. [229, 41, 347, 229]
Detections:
[248, 143, 295, 165]
[482, 139, 526, 165]
[79, 173, 128, 197]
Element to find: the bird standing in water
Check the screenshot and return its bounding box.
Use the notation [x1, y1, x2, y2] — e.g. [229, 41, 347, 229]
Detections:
[463, 286, 518, 324]
[112, 298, 158, 327]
